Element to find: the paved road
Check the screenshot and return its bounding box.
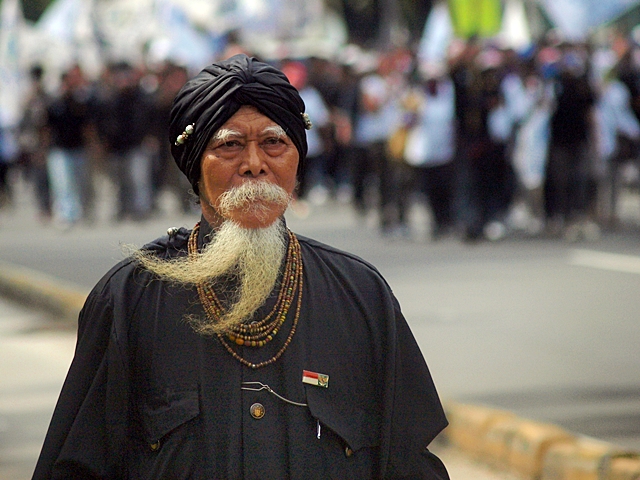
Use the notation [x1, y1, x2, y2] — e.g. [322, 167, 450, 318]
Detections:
[1, 176, 640, 465]
[0, 298, 76, 479]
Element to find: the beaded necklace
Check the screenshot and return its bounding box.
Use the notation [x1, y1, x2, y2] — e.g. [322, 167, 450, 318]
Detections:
[188, 223, 303, 369]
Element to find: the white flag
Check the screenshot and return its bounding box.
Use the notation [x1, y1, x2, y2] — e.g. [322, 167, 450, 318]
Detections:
[0, 0, 26, 128]
[35, 0, 103, 78]
[418, 2, 454, 65]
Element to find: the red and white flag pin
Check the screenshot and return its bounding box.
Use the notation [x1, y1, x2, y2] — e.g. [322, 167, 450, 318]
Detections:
[302, 370, 329, 388]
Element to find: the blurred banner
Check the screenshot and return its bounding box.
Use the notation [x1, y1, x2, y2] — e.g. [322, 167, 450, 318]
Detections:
[24, 0, 345, 76]
[35, 0, 102, 78]
[497, 0, 530, 50]
[0, 0, 26, 128]
[419, 0, 531, 65]
[539, 0, 640, 40]
[145, 0, 221, 70]
[418, 1, 455, 64]
[447, 0, 503, 38]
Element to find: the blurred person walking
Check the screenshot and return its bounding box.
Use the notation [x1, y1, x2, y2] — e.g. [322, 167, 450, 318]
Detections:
[403, 63, 457, 240]
[330, 59, 361, 201]
[450, 45, 516, 241]
[594, 67, 640, 227]
[510, 59, 554, 235]
[305, 56, 358, 201]
[352, 52, 405, 235]
[0, 127, 17, 209]
[148, 62, 193, 214]
[281, 60, 331, 205]
[544, 46, 597, 240]
[44, 65, 95, 229]
[17, 64, 51, 222]
[94, 62, 156, 222]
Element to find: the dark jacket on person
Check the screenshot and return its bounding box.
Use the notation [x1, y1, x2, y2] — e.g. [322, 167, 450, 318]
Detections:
[46, 90, 92, 151]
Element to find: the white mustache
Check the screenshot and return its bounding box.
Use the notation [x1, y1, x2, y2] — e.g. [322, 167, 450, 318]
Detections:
[216, 181, 291, 219]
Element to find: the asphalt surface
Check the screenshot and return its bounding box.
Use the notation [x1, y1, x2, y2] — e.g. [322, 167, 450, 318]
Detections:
[1, 174, 640, 478]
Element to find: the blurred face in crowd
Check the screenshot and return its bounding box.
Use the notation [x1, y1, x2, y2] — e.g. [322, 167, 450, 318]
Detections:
[198, 105, 299, 230]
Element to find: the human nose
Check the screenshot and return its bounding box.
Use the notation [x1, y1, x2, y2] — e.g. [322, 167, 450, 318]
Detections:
[239, 141, 268, 177]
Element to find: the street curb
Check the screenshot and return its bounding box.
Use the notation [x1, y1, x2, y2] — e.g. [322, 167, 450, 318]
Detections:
[1, 262, 639, 479]
[443, 401, 640, 479]
[0, 260, 88, 325]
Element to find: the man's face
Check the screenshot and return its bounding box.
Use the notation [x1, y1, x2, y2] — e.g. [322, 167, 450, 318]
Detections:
[199, 105, 299, 229]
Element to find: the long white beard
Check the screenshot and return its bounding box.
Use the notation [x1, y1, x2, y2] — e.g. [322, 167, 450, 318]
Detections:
[133, 182, 292, 334]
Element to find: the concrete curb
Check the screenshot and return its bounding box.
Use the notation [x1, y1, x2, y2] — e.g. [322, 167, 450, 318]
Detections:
[1, 261, 639, 479]
[0, 260, 88, 325]
[443, 401, 640, 479]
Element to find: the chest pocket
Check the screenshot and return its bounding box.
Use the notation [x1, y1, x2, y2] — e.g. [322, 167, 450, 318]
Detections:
[141, 389, 200, 444]
[131, 389, 201, 480]
[304, 386, 381, 477]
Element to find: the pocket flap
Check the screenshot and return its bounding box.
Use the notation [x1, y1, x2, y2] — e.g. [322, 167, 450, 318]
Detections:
[142, 389, 199, 443]
[305, 387, 380, 452]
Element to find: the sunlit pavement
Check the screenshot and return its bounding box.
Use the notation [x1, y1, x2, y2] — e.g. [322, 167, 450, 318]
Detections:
[0, 298, 75, 479]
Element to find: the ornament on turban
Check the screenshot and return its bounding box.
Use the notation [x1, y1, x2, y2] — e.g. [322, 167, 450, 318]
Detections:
[170, 54, 311, 195]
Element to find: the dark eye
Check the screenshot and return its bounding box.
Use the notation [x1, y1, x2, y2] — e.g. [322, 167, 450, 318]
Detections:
[262, 137, 287, 155]
[214, 139, 244, 154]
[209, 139, 244, 158]
[263, 136, 284, 145]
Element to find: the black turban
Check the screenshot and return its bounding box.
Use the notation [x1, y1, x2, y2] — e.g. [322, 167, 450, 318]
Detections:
[169, 54, 310, 195]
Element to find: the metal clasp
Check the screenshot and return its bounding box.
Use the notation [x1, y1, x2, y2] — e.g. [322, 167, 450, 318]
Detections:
[241, 381, 308, 407]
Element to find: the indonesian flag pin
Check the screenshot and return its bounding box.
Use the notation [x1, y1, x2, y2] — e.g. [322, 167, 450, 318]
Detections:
[302, 370, 329, 388]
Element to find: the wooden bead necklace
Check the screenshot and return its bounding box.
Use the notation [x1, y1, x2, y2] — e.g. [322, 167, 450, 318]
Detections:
[188, 223, 303, 369]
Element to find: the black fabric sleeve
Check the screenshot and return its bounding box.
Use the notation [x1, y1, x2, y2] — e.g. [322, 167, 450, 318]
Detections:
[32, 264, 134, 480]
[383, 306, 449, 479]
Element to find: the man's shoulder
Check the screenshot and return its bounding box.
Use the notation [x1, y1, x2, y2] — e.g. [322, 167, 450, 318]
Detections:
[296, 234, 384, 278]
[140, 226, 191, 258]
[92, 227, 192, 294]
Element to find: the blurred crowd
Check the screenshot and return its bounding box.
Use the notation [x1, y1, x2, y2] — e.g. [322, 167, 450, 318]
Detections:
[1, 59, 193, 227]
[2, 30, 640, 241]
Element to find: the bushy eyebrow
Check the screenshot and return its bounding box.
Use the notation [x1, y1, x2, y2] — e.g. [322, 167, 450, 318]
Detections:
[211, 125, 287, 144]
[212, 128, 241, 143]
[264, 125, 287, 138]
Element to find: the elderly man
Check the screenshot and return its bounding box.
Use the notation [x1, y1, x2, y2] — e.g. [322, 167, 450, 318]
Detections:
[33, 55, 449, 480]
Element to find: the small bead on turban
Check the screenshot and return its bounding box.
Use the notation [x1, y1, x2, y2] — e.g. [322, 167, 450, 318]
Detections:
[169, 54, 310, 195]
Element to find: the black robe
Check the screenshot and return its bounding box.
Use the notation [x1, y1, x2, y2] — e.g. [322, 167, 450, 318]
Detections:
[33, 222, 449, 479]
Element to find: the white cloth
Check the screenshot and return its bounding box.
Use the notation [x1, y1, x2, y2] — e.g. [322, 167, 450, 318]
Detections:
[404, 79, 455, 167]
[512, 106, 551, 190]
[595, 79, 640, 162]
[299, 86, 330, 158]
[355, 74, 399, 145]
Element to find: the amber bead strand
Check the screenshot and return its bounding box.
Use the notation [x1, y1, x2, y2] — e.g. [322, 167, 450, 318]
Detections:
[228, 234, 298, 343]
[188, 223, 304, 369]
[189, 224, 299, 347]
[189, 223, 287, 333]
[217, 238, 303, 369]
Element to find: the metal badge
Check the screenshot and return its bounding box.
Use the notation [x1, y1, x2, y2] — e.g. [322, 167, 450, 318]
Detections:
[250, 402, 265, 419]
